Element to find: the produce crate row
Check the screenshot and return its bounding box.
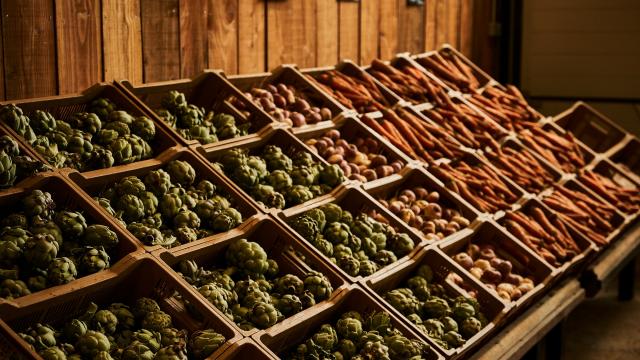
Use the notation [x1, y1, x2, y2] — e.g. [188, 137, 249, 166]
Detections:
[0, 44, 638, 359]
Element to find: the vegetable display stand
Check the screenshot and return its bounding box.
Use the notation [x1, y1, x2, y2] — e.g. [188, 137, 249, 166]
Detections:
[439, 220, 556, 310]
[218, 337, 276, 359]
[65, 146, 262, 253]
[609, 137, 640, 183]
[480, 137, 564, 196]
[116, 71, 275, 149]
[195, 127, 347, 214]
[0, 122, 52, 191]
[0, 253, 242, 359]
[151, 216, 348, 337]
[496, 197, 597, 276]
[253, 284, 444, 360]
[0, 83, 181, 175]
[427, 151, 528, 219]
[298, 60, 406, 117]
[553, 101, 628, 154]
[0, 173, 142, 309]
[580, 159, 640, 219]
[362, 55, 453, 107]
[361, 247, 507, 359]
[411, 45, 495, 95]
[225, 65, 349, 129]
[542, 178, 627, 247]
[363, 164, 481, 244]
[293, 115, 414, 188]
[277, 184, 428, 283]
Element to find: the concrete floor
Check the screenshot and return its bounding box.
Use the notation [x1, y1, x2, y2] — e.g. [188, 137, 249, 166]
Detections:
[563, 275, 640, 359]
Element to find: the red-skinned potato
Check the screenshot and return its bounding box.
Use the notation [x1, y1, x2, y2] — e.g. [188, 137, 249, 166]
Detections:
[453, 252, 474, 269]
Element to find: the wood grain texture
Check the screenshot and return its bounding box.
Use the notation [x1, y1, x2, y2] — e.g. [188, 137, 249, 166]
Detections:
[267, 0, 316, 68]
[379, 0, 398, 59]
[208, 0, 238, 74]
[2, 0, 57, 99]
[0, 17, 4, 100]
[238, 0, 265, 73]
[425, 0, 437, 51]
[435, 0, 448, 47]
[102, 0, 142, 83]
[338, 1, 359, 62]
[180, 0, 208, 78]
[447, 0, 461, 47]
[360, 0, 380, 64]
[398, 1, 424, 54]
[459, 0, 473, 56]
[141, 0, 180, 82]
[55, 0, 102, 94]
[316, 0, 338, 67]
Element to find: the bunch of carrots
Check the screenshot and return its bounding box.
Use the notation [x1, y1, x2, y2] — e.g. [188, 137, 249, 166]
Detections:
[543, 184, 618, 246]
[579, 170, 640, 214]
[430, 160, 521, 213]
[519, 126, 587, 173]
[483, 140, 557, 194]
[421, 98, 505, 149]
[504, 206, 581, 267]
[367, 59, 449, 105]
[415, 51, 482, 93]
[469, 86, 543, 131]
[306, 70, 389, 113]
[361, 108, 464, 164]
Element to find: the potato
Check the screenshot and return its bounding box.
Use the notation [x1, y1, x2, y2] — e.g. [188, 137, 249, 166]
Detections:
[427, 191, 440, 203]
[370, 154, 388, 167]
[327, 154, 343, 164]
[414, 187, 429, 200]
[451, 215, 470, 228]
[453, 252, 474, 269]
[497, 290, 512, 301]
[469, 267, 484, 279]
[319, 107, 332, 120]
[481, 268, 502, 284]
[474, 259, 491, 271]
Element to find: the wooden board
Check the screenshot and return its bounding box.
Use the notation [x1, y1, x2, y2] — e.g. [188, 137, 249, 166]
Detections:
[447, 0, 461, 48]
[379, 0, 399, 59]
[2, 0, 57, 99]
[140, 0, 180, 82]
[0, 15, 4, 100]
[360, 0, 380, 64]
[459, 0, 474, 56]
[435, 0, 448, 47]
[267, 0, 316, 69]
[55, 0, 102, 94]
[207, 0, 238, 74]
[102, 0, 143, 83]
[338, 1, 359, 62]
[316, 0, 338, 67]
[238, 0, 265, 73]
[425, 0, 437, 51]
[180, 0, 208, 78]
[398, 1, 425, 54]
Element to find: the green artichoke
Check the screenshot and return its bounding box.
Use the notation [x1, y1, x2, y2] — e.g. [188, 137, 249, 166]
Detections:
[47, 257, 78, 285]
[141, 310, 172, 331]
[131, 116, 156, 141]
[23, 233, 59, 268]
[92, 309, 118, 334]
[284, 185, 314, 206]
[155, 344, 188, 360]
[75, 330, 110, 358]
[121, 341, 154, 360]
[266, 170, 293, 191]
[166, 160, 196, 186]
[107, 303, 135, 330]
[131, 329, 161, 352]
[225, 239, 269, 276]
[22, 190, 55, 218]
[38, 346, 67, 360]
[82, 224, 118, 248]
[88, 98, 116, 121]
[188, 329, 226, 359]
[303, 271, 333, 301]
[132, 297, 161, 319]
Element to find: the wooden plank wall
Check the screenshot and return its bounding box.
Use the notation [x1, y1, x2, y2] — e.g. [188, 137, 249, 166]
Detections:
[0, 0, 488, 100]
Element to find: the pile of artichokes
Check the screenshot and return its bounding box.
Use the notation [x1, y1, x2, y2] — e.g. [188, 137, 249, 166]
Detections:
[382, 264, 487, 350]
[95, 160, 243, 248]
[0, 190, 119, 300]
[0, 134, 50, 188]
[216, 145, 345, 210]
[284, 310, 432, 360]
[19, 298, 226, 359]
[288, 203, 416, 277]
[177, 239, 333, 331]
[156, 90, 249, 144]
[0, 100, 156, 171]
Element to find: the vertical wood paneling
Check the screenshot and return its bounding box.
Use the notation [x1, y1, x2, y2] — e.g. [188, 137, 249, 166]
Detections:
[447, 0, 461, 47]
[2, 0, 57, 99]
[316, 0, 338, 67]
[267, 0, 316, 69]
[180, 0, 208, 78]
[435, 0, 448, 47]
[425, 0, 437, 51]
[379, 0, 398, 59]
[102, 0, 142, 83]
[460, 0, 473, 56]
[208, 0, 238, 74]
[55, 0, 102, 94]
[398, 2, 424, 54]
[238, 0, 265, 73]
[0, 18, 4, 100]
[141, 0, 180, 82]
[360, 0, 380, 64]
[338, 1, 359, 62]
